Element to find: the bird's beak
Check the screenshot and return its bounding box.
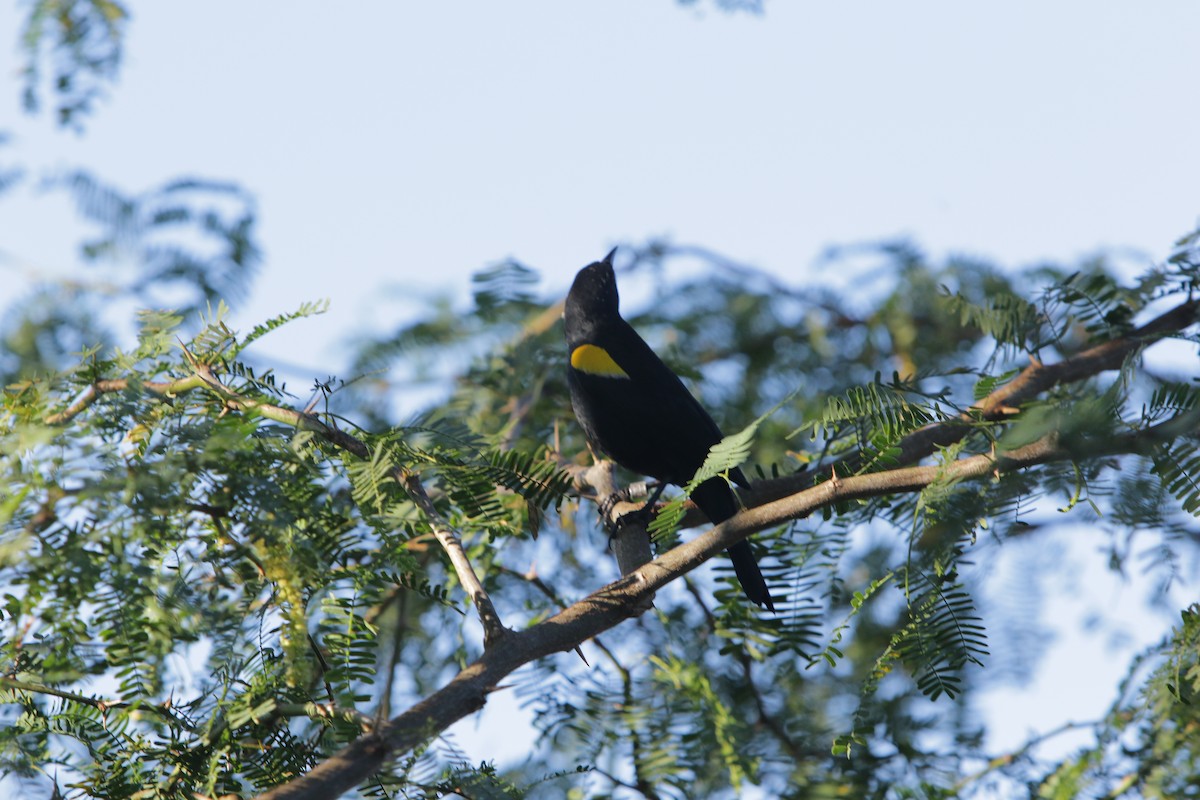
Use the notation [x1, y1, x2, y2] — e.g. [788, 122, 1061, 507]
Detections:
[602, 247, 617, 264]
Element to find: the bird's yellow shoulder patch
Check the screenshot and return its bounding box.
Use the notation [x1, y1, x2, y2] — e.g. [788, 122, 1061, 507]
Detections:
[571, 344, 629, 378]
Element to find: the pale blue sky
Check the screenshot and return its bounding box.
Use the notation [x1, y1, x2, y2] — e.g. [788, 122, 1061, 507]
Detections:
[2, 0, 1198, 789]
[4, 2, 1198, 364]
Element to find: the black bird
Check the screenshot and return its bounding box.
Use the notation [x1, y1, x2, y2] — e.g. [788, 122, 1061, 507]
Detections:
[564, 249, 774, 610]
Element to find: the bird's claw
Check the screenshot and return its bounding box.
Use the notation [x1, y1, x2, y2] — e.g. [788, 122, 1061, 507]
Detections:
[597, 490, 626, 535]
[598, 484, 661, 546]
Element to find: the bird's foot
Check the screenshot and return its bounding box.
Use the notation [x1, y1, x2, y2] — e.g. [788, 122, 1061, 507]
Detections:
[598, 483, 660, 545]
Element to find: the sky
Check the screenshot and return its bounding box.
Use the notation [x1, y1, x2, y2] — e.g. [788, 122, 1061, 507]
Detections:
[2, 0, 1199, 790]
[5, 2, 1199, 364]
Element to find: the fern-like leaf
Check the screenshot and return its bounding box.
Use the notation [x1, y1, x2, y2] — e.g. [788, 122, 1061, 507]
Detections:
[231, 300, 330, 357]
[648, 400, 784, 541]
[1152, 442, 1200, 517]
[897, 571, 988, 701]
[940, 287, 1043, 351]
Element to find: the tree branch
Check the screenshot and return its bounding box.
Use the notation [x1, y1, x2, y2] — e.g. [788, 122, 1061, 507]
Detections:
[395, 468, 507, 647]
[252, 409, 1199, 800]
[740, 296, 1200, 507]
[950, 718, 1103, 794]
[0, 676, 194, 730]
[43, 375, 206, 425]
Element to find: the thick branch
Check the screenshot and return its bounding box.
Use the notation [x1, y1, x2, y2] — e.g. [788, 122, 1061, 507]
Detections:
[893, 296, 1200, 464]
[252, 412, 1197, 800]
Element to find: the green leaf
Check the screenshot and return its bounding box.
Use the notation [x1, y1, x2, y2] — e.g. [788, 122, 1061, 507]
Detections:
[230, 299, 330, 357]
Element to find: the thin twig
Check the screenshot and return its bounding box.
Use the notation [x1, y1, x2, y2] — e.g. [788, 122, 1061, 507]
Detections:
[396, 469, 508, 647]
[680, 581, 814, 763]
[951, 718, 1103, 793]
[276, 702, 377, 733]
[0, 676, 195, 730]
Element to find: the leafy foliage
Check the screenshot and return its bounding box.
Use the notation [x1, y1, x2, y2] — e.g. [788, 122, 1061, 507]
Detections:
[0, 169, 261, 387]
[4, 217, 1200, 798]
[648, 401, 777, 542]
[61, 172, 262, 314]
[0, 300, 576, 798]
[19, 0, 128, 128]
[5, 10, 1200, 792]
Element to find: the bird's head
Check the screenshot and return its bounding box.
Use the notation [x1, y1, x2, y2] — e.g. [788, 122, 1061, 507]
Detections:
[564, 248, 620, 342]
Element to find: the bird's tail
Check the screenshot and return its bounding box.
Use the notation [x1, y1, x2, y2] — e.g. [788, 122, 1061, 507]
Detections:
[690, 477, 775, 611]
[728, 540, 775, 612]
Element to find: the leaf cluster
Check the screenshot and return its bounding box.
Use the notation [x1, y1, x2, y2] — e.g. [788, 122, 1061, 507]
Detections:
[4, 160, 1200, 798]
[19, 0, 128, 128]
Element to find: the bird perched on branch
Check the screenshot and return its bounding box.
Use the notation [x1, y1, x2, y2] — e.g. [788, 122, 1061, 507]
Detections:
[563, 248, 774, 610]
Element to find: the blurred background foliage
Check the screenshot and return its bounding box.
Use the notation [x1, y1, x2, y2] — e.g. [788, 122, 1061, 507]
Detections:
[2, 3, 1200, 799]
